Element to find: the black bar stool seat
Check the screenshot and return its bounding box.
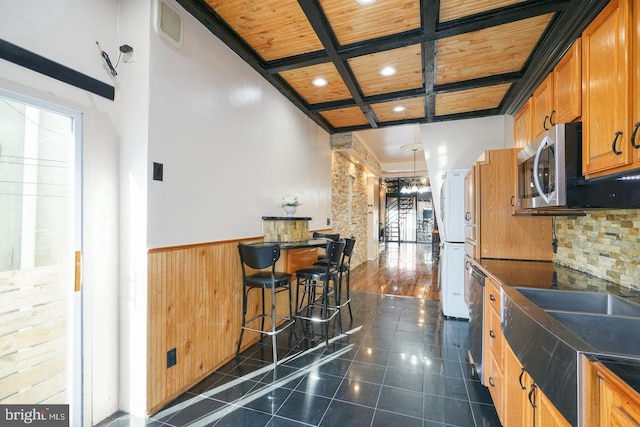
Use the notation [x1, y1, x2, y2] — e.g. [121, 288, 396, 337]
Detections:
[237, 243, 294, 365]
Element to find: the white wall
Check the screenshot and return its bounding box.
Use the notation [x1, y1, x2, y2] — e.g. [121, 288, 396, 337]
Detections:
[0, 0, 118, 88]
[115, 0, 151, 419]
[3, 0, 333, 422]
[146, 0, 331, 248]
[0, 1, 121, 425]
[420, 115, 513, 240]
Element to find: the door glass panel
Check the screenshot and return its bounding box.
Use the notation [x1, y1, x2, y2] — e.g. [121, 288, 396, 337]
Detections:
[0, 94, 77, 411]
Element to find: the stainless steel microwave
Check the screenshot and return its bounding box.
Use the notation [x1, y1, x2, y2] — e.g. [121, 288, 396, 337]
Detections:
[516, 123, 640, 209]
[516, 123, 582, 209]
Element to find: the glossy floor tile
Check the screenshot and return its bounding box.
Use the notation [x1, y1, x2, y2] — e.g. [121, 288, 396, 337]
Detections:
[98, 292, 500, 427]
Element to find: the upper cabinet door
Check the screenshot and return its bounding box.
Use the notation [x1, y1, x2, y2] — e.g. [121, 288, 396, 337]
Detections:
[531, 74, 554, 141]
[553, 38, 582, 124]
[582, 0, 632, 177]
[633, 0, 640, 166]
[514, 99, 532, 149]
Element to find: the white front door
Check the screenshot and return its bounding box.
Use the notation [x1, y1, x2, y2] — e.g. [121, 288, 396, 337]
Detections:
[0, 90, 82, 424]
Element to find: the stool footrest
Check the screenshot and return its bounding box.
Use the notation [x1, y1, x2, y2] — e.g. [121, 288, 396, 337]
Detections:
[240, 315, 295, 336]
[295, 306, 339, 323]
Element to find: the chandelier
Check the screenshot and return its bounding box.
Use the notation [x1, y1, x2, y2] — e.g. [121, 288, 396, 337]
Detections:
[400, 148, 430, 194]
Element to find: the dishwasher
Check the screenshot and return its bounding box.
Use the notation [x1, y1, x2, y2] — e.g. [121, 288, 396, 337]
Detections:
[466, 262, 486, 382]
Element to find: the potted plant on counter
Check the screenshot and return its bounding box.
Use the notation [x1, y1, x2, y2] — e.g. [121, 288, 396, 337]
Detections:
[281, 195, 301, 216]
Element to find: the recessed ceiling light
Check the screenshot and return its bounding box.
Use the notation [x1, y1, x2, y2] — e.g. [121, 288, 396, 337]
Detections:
[312, 77, 328, 87]
[380, 66, 397, 76]
[356, 0, 376, 4]
[393, 106, 405, 112]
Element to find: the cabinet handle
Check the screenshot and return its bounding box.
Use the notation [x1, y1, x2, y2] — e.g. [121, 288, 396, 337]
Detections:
[518, 368, 527, 390]
[612, 131, 623, 155]
[632, 122, 640, 149]
[528, 384, 537, 408]
[543, 115, 549, 131]
[549, 110, 556, 127]
[490, 294, 496, 302]
[489, 330, 496, 339]
[465, 260, 470, 270]
[465, 212, 471, 221]
[510, 195, 515, 207]
[489, 377, 495, 387]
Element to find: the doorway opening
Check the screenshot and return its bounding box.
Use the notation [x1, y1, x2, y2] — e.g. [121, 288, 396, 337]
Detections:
[382, 177, 433, 243]
[0, 89, 82, 422]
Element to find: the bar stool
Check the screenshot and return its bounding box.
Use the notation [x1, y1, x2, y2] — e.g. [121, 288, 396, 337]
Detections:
[312, 231, 340, 262]
[237, 243, 294, 364]
[314, 236, 356, 322]
[295, 239, 345, 345]
[315, 237, 355, 322]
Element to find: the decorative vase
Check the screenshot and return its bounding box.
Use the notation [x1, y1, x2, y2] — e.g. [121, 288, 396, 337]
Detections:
[283, 205, 297, 216]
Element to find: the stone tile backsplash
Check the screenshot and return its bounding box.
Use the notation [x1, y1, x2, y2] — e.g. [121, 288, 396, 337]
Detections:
[554, 209, 640, 290]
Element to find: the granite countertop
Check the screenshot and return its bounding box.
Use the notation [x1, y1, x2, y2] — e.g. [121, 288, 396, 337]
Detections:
[477, 258, 640, 302]
[254, 238, 329, 249]
[262, 216, 312, 221]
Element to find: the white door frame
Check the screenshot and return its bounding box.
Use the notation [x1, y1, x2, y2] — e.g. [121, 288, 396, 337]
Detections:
[0, 88, 83, 424]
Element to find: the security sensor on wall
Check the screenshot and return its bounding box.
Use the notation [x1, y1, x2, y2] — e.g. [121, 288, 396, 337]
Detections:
[120, 44, 135, 63]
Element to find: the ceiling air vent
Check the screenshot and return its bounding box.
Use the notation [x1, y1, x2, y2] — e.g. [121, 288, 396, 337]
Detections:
[156, 0, 183, 48]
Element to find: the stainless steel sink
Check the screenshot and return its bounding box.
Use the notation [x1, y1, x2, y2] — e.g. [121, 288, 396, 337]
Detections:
[514, 287, 640, 317]
[503, 286, 640, 427]
[546, 311, 640, 357]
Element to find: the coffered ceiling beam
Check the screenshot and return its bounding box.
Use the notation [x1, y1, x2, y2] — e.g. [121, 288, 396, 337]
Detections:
[421, 0, 439, 122]
[434, 72, 522, 94]
[436, 0, 571, 38]
[297, 0, 378, 128]
[265, 0, 572, 74]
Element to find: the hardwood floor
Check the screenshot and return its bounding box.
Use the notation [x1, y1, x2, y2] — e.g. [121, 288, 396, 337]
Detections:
[349, 242, 440, 299]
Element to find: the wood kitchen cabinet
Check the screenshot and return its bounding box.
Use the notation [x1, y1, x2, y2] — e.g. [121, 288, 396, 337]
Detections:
[582, 0, 640, 178]
[513, 99, 532, 149]
[469, 149, 552, 261]
[514, 38, 582, 149]
[481, 273, 570, 427]
[502, 339, 570, 427]
[531, 73, 554, 141]
[504, 345, 533, 426]
[535, 391, 572, 427]
[483, 277, 505, 420]
[585, 359, 640, 427]
[553, 38, 582, 124]
[634, 0, 640, 173]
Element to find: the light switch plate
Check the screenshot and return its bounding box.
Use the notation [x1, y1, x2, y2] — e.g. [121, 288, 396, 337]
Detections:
[153, 162, 164, 181]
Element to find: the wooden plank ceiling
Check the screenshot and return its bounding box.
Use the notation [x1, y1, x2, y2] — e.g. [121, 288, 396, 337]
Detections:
[177, 0, 609, 133]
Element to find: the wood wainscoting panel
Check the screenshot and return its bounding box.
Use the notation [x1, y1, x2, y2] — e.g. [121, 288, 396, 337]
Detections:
[147, 238, 297, 414]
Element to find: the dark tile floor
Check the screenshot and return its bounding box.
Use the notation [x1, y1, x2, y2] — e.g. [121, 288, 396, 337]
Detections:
[98, 292, 500, 427]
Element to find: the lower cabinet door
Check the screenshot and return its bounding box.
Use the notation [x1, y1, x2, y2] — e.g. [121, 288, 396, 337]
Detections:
[504, 345, 533, 427]
[487, 352, 504, 421]
[535, 390, 571, 427]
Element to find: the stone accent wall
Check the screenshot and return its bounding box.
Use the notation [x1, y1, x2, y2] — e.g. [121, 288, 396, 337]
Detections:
[554, 209, 640, 290]
[263, 218, 309, 242]
[331, 133, 382, 176]
[331, 152, 368, 269]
